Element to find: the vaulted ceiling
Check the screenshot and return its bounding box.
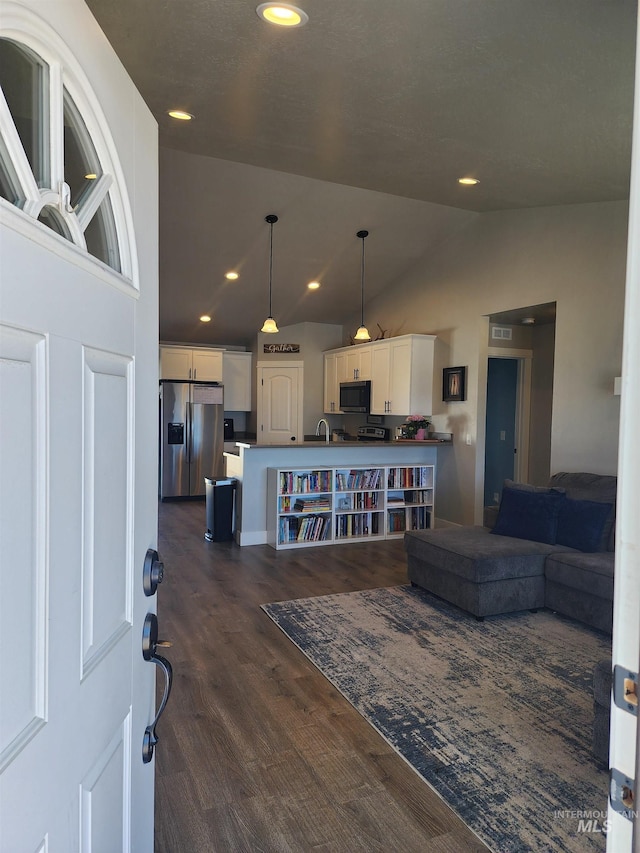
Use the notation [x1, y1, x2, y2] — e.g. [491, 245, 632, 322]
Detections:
[86, 0, 637, 345]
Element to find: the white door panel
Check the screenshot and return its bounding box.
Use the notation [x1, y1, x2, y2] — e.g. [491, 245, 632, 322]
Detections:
[258, 363, 303, 445]
[0, 326, 47, 771]
[0, 17, 158, 848]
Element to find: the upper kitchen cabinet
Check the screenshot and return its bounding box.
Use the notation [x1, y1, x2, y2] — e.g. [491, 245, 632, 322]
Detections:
[324, 335, 436, 417]
[160, 345, 223, 381]
[324, 352, 340, 413]
[222, 351, 252, 411]
[338, 346, 372, 382]
[324, 344, 372, 413]
[370, 335, 436, 416]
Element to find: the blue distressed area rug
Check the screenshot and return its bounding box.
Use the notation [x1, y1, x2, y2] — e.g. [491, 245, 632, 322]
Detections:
[262, 585, 611, 853]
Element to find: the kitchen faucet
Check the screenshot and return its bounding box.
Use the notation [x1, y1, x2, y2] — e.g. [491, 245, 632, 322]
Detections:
[315, 418, 330, 443]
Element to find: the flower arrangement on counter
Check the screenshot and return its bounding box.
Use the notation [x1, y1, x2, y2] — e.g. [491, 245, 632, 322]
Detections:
[403, 414, 431, 439]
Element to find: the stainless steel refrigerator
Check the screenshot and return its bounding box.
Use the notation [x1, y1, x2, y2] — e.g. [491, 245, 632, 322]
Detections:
[160, 381, 225, 498]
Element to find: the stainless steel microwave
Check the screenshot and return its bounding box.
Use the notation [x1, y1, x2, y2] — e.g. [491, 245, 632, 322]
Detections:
[339, 380, 371, 412]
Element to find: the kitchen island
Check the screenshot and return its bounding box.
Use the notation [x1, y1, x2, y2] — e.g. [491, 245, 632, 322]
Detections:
[224, 438, 452, 547]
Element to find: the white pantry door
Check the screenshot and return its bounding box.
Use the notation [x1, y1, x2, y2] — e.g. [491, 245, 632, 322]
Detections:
[0, 229, 156, 848]
[258, 362, 303, 444]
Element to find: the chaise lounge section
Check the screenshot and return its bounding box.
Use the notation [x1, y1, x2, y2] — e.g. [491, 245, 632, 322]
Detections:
[405, 472, 616, 631]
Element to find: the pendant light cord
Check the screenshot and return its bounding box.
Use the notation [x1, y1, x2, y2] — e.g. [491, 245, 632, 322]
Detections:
[265, 213, 278, 318]
[357, 229, 369, 328]
[269, 219, 274, 316]
[360, 234, 365, 325]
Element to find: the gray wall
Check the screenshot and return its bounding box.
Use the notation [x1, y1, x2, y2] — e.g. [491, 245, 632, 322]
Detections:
[528, 323, 556, 485]
[360, 200, 627, 524]
[252, 321, 343, 437]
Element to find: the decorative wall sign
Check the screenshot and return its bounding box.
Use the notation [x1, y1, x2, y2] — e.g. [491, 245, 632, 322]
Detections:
[443, 366, 466, 402]
[263, 343, 300, 353]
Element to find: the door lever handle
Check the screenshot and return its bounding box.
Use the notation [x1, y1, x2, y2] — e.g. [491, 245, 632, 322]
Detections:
[141, 612, 173, 764]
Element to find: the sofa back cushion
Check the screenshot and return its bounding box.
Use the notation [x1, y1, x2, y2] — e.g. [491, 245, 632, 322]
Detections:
[555, 498, 614, 552]
[548, 472, 617, 551]
[491, 486, 566, 544]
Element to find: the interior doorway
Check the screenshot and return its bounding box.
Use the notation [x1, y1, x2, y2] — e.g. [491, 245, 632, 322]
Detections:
[484, 358, 519, 504]
[484, 349, 533, 505]
[483, 303, 556, 504]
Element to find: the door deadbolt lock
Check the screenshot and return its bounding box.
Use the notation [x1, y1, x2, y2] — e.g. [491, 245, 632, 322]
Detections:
[143, 548, 164, 596]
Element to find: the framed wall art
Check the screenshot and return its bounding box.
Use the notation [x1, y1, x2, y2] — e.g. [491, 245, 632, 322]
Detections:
[443, 366, 466, 402]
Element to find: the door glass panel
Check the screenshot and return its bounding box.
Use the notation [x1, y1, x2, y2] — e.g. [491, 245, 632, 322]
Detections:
[63, 91, 102, 209]
[85, 194, 121, 273]
[0, 37, 126, 278]
[0, 38, 49, 188]
[38, 204, 71, 239]
[0, 146, 20, 204]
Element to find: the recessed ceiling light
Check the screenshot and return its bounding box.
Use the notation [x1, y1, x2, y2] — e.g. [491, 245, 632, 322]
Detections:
[200, 314, 212, 323]
[256, 3, 308, 27]
[225, 271, 239, 280]
[307, 281, 320, 290]
[85, 173, 98, 180]
[521, 317, 535, 325]
[458, 177, 479, 186]
[167, 110, 194, 121]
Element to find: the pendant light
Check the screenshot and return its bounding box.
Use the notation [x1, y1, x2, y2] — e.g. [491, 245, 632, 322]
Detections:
[354, 229, 371, 342]
[261, 214, 279, 334]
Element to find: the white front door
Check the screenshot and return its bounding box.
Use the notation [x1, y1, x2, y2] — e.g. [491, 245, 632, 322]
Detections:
[607, 12, 640, 849]
[0, 6, 158, 851]
[258, 362, 303, 444]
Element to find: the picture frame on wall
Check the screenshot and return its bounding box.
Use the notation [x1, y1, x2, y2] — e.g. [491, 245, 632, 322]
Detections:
[443, 366, 466, 402]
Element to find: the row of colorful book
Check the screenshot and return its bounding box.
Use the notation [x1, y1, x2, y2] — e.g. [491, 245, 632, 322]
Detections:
[387, 467, 432, 489]
[335, 468, 382, 491]
[279, 514, 330, 542]
[279, 470, 331, 494]
[334, 511, 382, 538]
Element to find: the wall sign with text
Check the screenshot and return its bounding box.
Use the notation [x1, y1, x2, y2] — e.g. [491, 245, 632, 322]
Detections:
[263, 343, 300, 353]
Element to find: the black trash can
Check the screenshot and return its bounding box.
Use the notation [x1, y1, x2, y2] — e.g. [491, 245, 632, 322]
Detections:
[204, 477, 236, 542]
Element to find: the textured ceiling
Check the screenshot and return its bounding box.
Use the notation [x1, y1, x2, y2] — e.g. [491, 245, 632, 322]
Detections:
[85, 0, 637, 345]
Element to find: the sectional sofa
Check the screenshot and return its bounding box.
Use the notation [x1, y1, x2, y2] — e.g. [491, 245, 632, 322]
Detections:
[404, 472, 617, 633]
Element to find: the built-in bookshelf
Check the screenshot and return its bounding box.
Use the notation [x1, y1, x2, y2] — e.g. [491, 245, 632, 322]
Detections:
[334, 467, 385, 543]
[267, 464, 434, 550]
[386, 466, 434, 538]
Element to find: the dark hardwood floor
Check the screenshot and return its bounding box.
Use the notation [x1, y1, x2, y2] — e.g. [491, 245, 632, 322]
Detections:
[155, 500, 489, 852]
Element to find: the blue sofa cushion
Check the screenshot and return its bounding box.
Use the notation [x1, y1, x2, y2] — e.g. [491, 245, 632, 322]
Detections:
[548, 472, 617, 551]
[556, 498, 613, 552]
[491, 486, 566, 544]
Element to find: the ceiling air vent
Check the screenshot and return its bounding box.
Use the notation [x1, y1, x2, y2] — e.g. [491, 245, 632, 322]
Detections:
[492, 326, 512, 341]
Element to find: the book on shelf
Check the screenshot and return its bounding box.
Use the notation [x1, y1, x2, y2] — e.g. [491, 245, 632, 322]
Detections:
[335, 468, 382, 491]
[293, 497, 331, 512]
[278, 513, 330, 544]
[280, 470, 331, 494]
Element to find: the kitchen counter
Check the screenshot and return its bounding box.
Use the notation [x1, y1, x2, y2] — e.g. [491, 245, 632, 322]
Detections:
[234, 437, 452, 449]
[223, 439, 451, 546]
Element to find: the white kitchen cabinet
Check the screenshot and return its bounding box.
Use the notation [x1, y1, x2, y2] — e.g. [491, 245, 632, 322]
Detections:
[324, 352, 340, 413]
[323, 344, 372, 413]
[369, 335, 436, 416]
[339, 345, 372, 381]
[160, 345, 223, 381]
[324, 335, 436, 418]
[222, 351, 252, 411]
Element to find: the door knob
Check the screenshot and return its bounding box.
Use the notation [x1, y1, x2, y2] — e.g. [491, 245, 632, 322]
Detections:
[143, 548, 164, 596]
[141, 612, 173, 764]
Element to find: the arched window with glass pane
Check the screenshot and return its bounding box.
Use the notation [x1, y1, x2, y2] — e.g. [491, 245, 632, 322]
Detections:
[0, 34, 133, 279]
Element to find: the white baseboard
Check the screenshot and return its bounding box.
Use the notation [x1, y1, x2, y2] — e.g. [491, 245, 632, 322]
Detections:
[434, 517, 462, 529]
[237, 529, 268, 546]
